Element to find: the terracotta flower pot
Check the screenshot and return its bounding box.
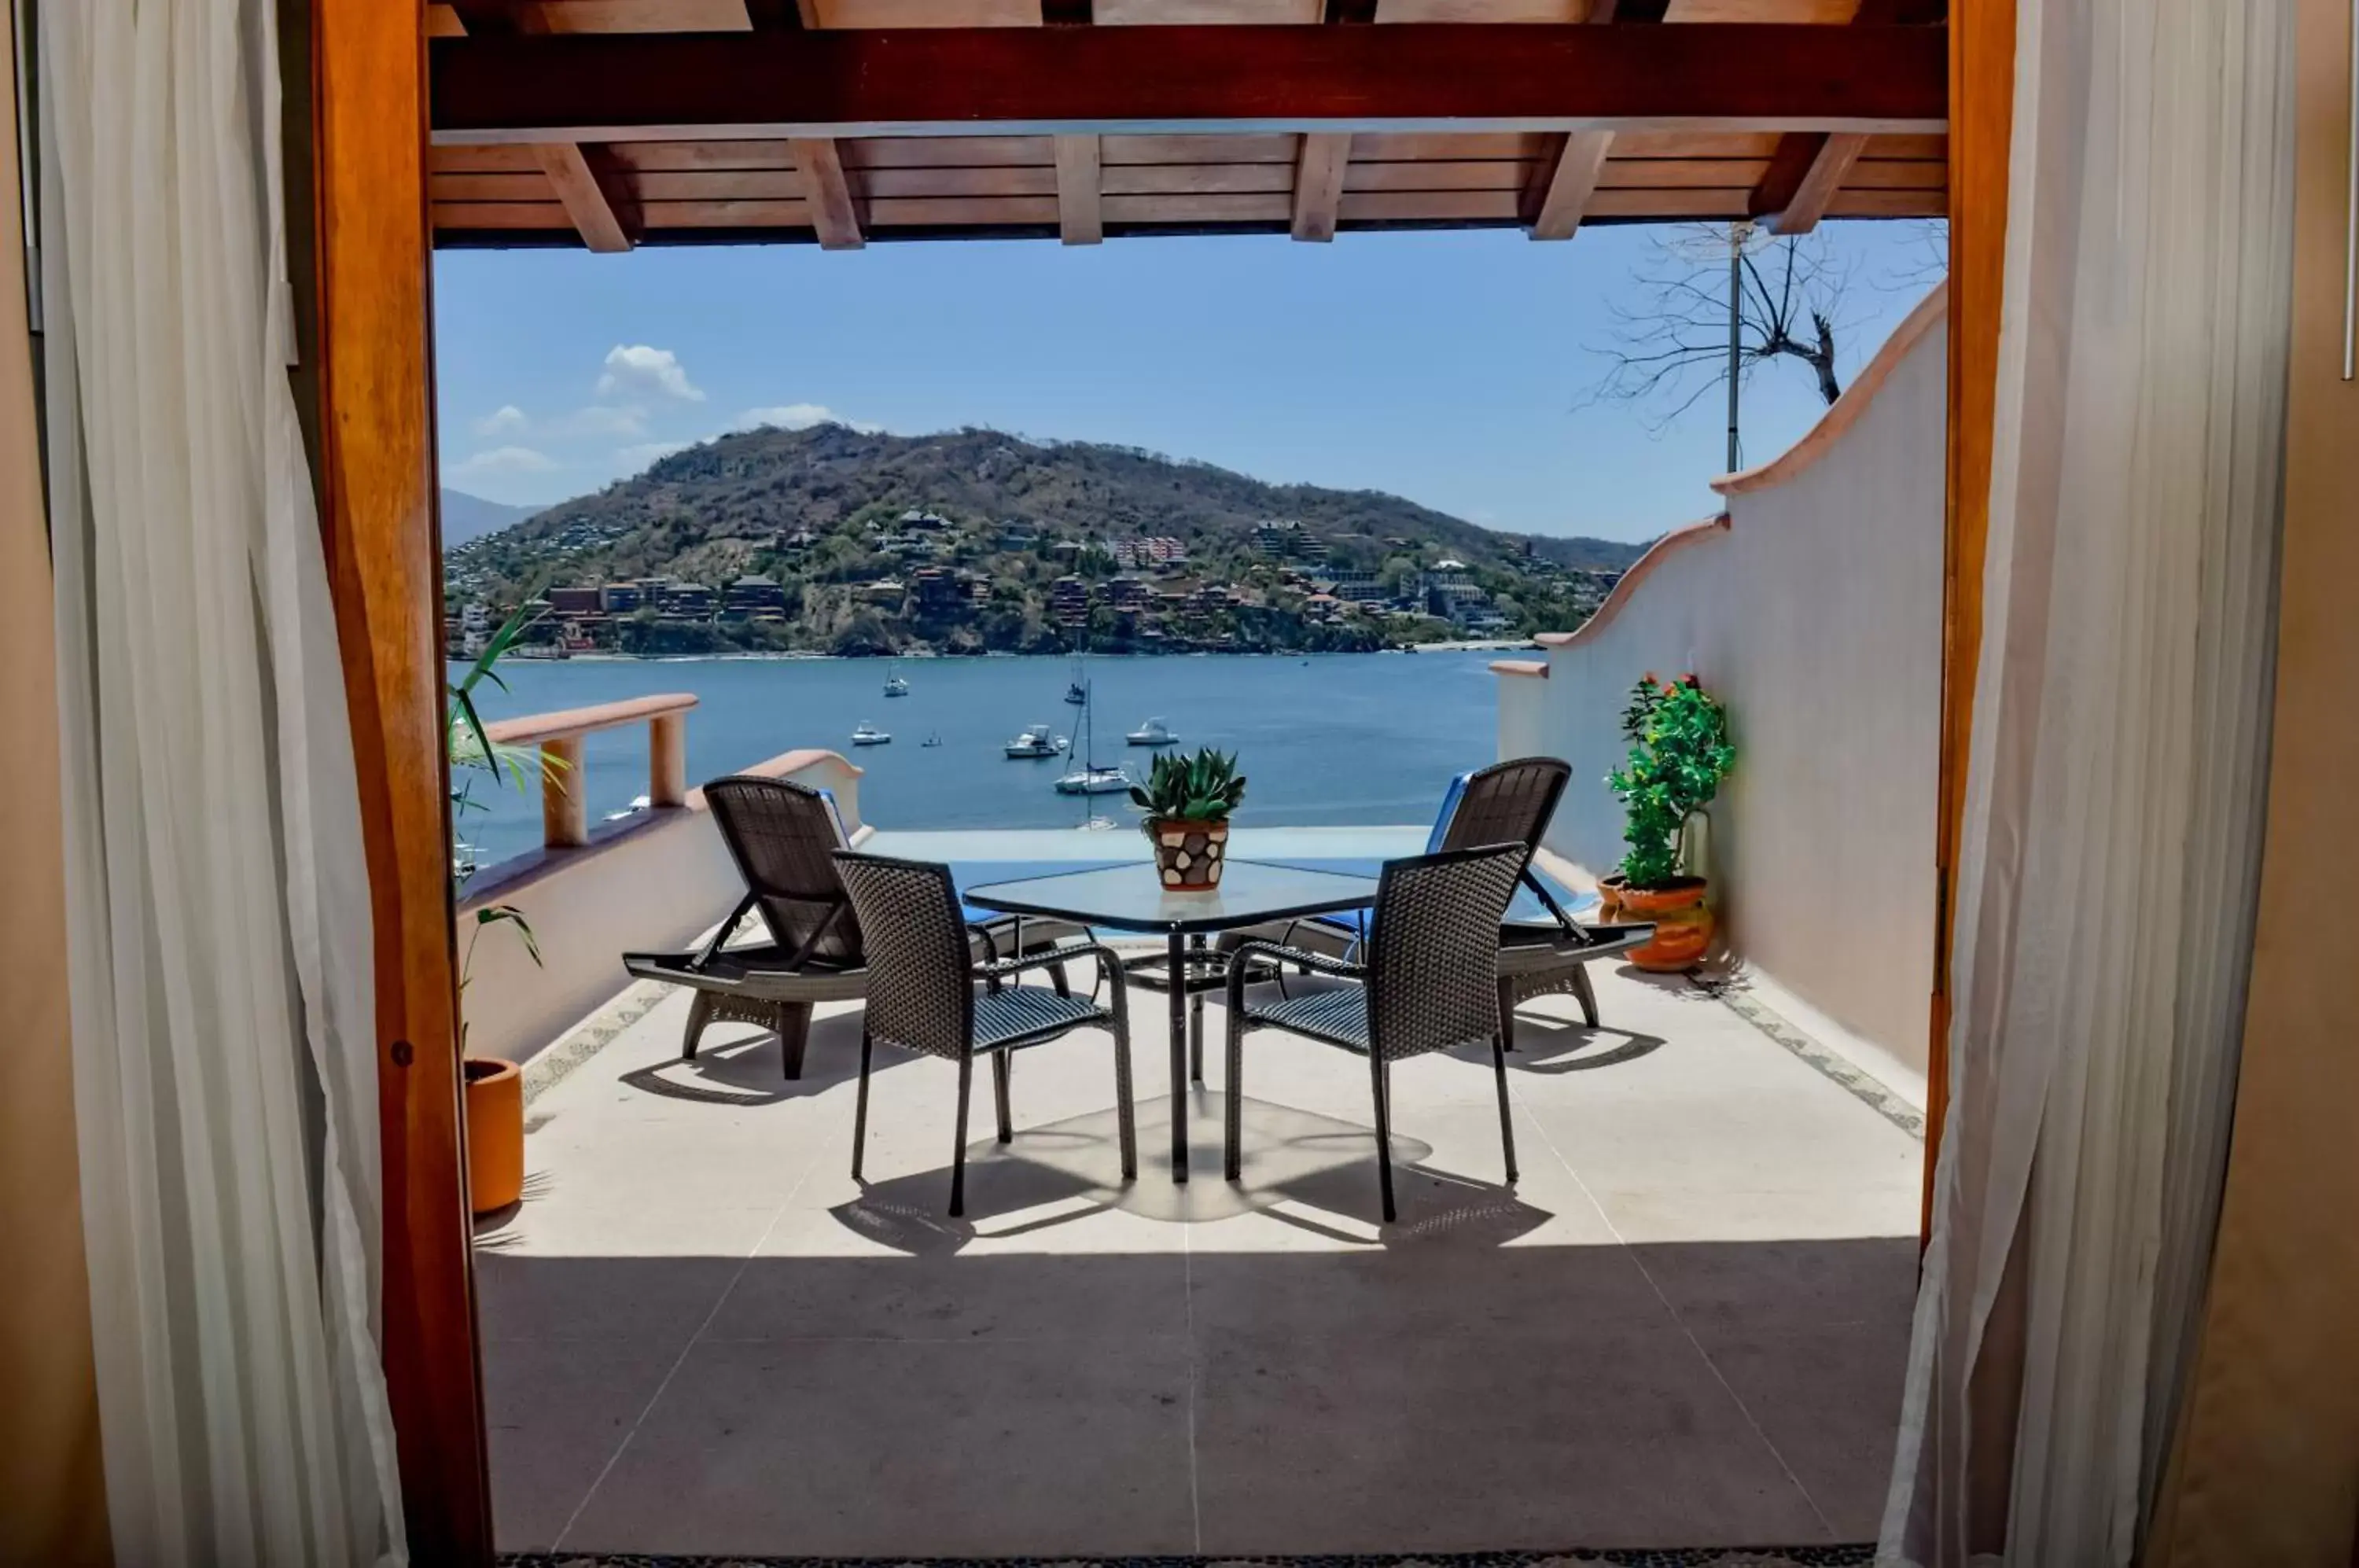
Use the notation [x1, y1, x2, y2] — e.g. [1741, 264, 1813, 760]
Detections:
[464, 1057, 524, 1216]
[1616, 877, 1715, 972]
[1150, 818, 1229, 893]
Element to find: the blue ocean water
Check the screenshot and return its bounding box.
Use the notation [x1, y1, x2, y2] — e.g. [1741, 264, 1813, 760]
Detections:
[453, 650, 1510, 870]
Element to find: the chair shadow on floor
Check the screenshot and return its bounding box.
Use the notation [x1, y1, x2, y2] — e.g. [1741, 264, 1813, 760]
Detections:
[1486, 1010, 1668, 1075]
[830, 1089, 1555, 1254]
[616, 1008, 912, 1106]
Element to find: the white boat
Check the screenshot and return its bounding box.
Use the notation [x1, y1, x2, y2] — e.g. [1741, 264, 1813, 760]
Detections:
[1125, 716, 1179, 747]
[851, 722, 892, 746]
[882, 664, 910, 698]
[1004, 723, 1068, 759]
[1054, 764, 1131, 796]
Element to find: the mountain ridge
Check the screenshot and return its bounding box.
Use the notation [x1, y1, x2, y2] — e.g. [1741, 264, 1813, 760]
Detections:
[445, 423, 1647, 655]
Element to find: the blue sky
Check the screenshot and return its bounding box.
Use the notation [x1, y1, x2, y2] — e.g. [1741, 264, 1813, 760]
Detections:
[432, 221, 1941, 544]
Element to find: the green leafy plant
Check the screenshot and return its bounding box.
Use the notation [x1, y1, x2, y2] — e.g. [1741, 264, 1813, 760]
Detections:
[1606, 673, 1735, 890]
[448, 605, 562, 1029]
[1128, 745, 1247, 829]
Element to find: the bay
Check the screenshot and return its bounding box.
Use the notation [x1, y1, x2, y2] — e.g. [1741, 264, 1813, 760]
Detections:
[452, 650, 1511, 870]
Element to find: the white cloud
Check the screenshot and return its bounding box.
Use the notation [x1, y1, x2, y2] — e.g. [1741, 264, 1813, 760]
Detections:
[472, 403, 529, 440]
[598, 344, 705, 403]
[617, 440, 691, 469]
[734, 403, 882, 434]
[448, 445, 559, 482]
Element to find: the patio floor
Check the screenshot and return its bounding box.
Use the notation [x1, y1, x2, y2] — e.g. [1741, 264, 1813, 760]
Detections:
[475, 955, 1923, 1559]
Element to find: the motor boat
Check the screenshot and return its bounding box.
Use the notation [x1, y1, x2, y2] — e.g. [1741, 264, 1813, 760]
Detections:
[851, 722, 891, 746]
[921, 732, 944, 748]
[1125, 716, 1178, 747]
[882, 664, 910, 698]
[1004, 723, 1068, 759]
[1054, 764, 1131, 796]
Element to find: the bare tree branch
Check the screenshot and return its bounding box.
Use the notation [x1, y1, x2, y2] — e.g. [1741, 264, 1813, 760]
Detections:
[1579, 224, 1869, 440]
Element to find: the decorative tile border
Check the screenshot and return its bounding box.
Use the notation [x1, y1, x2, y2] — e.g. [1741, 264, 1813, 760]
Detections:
[517, 977, 678, 1113]
[1688, 977, 1924, 1143]
[501, 1550, 1877, 1568]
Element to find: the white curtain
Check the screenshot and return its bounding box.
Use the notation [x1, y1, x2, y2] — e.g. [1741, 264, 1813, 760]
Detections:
[39, 1, 405, 1563]
[1882, 2, 2295, 1564]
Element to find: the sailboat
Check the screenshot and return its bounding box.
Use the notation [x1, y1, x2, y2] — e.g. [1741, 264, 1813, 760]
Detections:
[1062, 656, 1087, 706]
[1054, 670, 1129, 795]
[882, 662, 910, 698]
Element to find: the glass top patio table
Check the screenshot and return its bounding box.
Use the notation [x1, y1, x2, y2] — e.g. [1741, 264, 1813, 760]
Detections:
[965, 859, 1379, 1184]
[962, 858, 1380, 933]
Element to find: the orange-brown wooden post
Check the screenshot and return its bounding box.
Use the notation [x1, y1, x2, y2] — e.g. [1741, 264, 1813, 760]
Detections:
[541, 735, 588, 848]
[650, 711, 689, 808]
[312, 0, 495, 1559]
[1927, 0, 2015, 1246]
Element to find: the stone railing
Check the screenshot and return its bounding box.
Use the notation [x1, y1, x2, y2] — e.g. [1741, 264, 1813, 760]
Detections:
[1495, 284, 1949, 1100]
[457, 698, 870, 1064]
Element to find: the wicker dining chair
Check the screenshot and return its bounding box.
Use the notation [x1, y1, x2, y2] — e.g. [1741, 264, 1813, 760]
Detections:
[834, 851, 1138, 1217]
[1222, 843, 1528, 1224]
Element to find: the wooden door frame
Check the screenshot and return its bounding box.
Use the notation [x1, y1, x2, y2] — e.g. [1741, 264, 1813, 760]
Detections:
[311, 0, 495, 1559]
[1926, 0, 2011, 1241]
[319, 9, 1989, 1554]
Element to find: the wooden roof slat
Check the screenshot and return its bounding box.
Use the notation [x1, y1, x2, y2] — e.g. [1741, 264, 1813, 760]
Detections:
[1608, 129, 1782, 158]
[1344, 157, 1533, 190]
[859, 164, 1059, 196]
[1096, 0, 1321, 17]
[436, 201, 581, 226]
[1100, 132, 1300, 164]
[1595, 156, 1770, 187]
[1338, 188, 1520, 221]
[839, 135, 1056, 167]
[630, 167, 811, 198]
[866, 193, 1062, 223]
[1845, 156, 1945, 188]
[1105, 191, 1295, 223]
[1101, 162, 1296, 194]
[1757, 128, 1864, 231]
[535, 142, 642, 249]
[429, 25, 1952, 142]
[432, 171, 563, 199]
[1347, 130, 1551, 160]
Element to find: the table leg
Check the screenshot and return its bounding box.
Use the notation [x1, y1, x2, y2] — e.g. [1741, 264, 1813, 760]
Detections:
[1168, 930, 1189, 1183]
[1188, 933, 1208, 1084]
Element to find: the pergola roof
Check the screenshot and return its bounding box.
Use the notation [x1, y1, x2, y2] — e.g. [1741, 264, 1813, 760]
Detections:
[425, 0, 1948, 252]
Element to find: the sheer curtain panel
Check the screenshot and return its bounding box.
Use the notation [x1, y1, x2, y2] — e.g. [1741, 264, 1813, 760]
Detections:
[39, 0, 407, 1562]
[1881, 2, 2295, 1563]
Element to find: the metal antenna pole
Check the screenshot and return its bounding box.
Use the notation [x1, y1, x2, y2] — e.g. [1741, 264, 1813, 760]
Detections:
[1725, 220, 1750, 474]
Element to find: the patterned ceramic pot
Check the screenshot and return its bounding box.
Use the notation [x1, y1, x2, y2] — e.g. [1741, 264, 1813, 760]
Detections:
[1616, 877, 1714, 972]
[1150, 818, 1230, 893]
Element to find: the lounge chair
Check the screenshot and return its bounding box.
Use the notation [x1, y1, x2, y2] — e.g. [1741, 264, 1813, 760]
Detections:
[1224, 843, 1529, 1223]
[1220, 756, 1655, 1047]
[622, 775, 1091, 1079]
[834, 851, 1137, 1217]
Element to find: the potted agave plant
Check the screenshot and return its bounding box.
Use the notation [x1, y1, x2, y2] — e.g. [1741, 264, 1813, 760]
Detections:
[1129, 746, 1247, 892]
[1604, 672, 1735, 972]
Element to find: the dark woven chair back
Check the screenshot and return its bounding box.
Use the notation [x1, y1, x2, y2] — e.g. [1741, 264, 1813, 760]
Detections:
[703, 776, 864, 966]
[1437, 756, 1572, 860]
[832, 852, 975, 1061]
[1364, 844, 1527, 1062]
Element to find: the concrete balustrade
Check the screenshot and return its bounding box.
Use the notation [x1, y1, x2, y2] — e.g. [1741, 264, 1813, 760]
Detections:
[484, 692, 699, 850]
[457, 704, 870, 1064]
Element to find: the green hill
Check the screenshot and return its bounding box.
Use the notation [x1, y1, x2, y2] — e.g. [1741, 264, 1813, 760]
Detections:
[444, 423, 1646, 656]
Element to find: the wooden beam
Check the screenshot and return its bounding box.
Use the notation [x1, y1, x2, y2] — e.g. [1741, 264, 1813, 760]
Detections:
[429, 25, 1952, 144]
[1524, 130, 1614, 239]
[1926, 0, 2008, 1249]
[1756, 130, 1866, 233]
[1054, 134, 1102, 244]
[315, 0, 492, 1559]
[790, 137, 864, 248]
[1290, 132, 1351, 241]
[533, 142, 641, 251]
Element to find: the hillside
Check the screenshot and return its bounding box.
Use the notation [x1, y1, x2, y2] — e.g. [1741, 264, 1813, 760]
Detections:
[445, 424, 1647, 656]
[440, 488, 543, 548]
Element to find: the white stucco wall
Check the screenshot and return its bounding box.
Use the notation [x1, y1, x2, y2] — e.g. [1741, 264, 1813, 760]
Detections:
[1500, 290, 1946, 1091]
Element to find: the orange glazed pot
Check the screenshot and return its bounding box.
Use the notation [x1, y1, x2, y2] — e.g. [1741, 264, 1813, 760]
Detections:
[1596, 874, 1628, 922]
[1617, 878, 1715, 973]
[1150, 818, 1229, 893]
[464, 1057, 524, 1215]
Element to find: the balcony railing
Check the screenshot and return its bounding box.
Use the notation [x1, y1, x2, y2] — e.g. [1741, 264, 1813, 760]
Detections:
[484, 691, 696, 851]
